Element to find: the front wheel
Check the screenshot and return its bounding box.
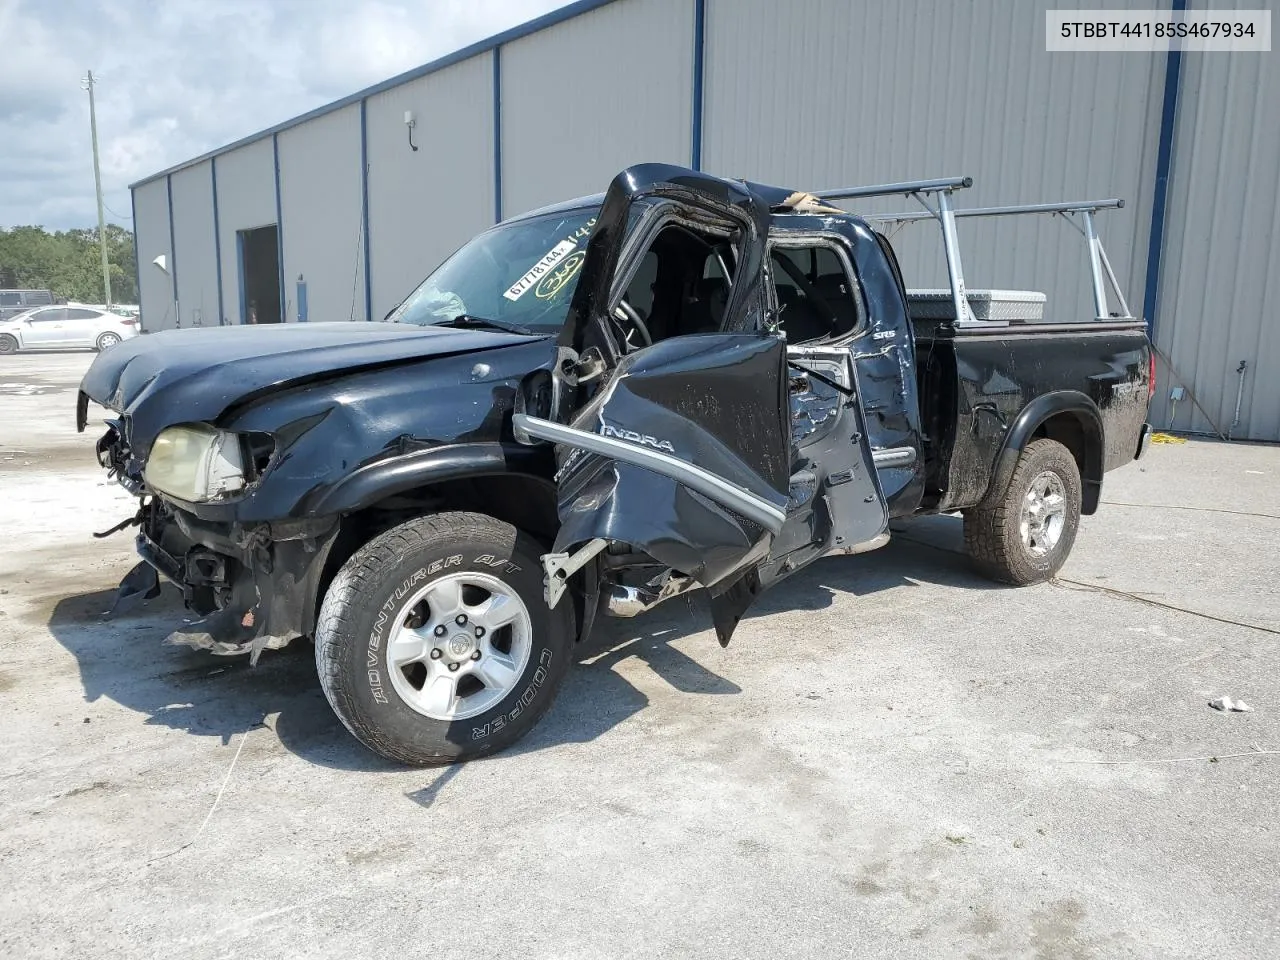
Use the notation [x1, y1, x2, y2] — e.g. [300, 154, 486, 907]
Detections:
[0, 334, 17, 355]
[315, 512, 573, 765]
[963, 438, 1082, 585]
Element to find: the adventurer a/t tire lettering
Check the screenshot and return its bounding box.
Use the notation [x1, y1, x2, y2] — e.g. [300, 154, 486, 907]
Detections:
[315, 511, 573, 766]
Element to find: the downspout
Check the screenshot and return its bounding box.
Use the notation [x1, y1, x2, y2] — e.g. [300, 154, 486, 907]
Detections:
[493, 46, 504, 224]
[360, 99, 373, 321]
[273, 133, 286, 323]
[211, 156, 225, 325]
[165, 174, 179, 327]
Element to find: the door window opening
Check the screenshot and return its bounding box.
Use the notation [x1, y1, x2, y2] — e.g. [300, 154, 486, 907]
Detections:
[613, 220, 740, 350]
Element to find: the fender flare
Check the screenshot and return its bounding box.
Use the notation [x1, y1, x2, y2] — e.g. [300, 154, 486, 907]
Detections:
[302, 441, 555, 516]
[989, 390, 1105, 515]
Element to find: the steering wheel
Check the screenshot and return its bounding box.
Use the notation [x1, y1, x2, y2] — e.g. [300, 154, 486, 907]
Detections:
[612, 299, 653, 352]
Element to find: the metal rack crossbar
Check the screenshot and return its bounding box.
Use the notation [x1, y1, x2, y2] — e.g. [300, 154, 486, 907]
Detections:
[815, 177, 1131, 323]
[815, 176, 973, 201]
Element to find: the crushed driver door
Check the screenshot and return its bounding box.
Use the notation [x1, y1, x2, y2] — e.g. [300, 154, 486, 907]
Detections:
[513, 164, 884, 644]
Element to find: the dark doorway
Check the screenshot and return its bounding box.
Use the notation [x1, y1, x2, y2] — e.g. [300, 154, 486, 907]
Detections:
[238, 225, 281, 324]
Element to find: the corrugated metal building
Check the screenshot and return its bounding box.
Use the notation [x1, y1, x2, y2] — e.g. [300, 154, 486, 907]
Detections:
[130, 0, 1279, 441]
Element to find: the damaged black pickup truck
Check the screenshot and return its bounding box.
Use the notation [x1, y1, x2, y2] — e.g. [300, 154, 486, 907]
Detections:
[79, 164, 1152, 765]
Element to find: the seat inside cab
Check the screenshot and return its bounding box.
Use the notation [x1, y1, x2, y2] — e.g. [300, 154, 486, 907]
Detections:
[770, 245, 859, 344]
[611, 224, 860, 351]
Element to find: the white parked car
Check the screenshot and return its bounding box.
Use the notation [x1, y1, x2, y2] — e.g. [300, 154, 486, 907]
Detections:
[0, 305, 140, 354]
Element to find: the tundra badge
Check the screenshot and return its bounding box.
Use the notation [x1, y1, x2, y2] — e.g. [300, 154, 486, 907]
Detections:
[601, 423, 676, 453]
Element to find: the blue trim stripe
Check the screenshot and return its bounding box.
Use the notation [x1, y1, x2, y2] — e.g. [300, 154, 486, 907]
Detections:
[360, 99, 373, 320]
[129, 188, 142, 327]
[691, 0, 706, 170]
[130, 0, 620, 190]
[273, 133, 285, 322]
[211, 156, 225, 325]
[165, 175, 178, 308]
[493, 47, 503, 223]
[1143, 0, 1186, 340]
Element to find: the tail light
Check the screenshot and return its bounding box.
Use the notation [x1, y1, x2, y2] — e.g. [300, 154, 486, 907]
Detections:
[1148, 351, 1156, 400]
[119, 317, 137, 326]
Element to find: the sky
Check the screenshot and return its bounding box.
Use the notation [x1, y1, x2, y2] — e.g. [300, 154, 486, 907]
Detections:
[0, 0, 571, 230]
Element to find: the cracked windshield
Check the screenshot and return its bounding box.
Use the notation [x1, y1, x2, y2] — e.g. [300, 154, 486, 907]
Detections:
[387, 208, 599, 331]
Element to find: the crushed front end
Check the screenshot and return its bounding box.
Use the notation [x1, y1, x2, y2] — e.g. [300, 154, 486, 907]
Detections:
[91, 408, 337, 663]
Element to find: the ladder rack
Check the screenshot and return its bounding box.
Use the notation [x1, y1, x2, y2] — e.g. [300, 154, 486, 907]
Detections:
[812, 177, 1132, 322]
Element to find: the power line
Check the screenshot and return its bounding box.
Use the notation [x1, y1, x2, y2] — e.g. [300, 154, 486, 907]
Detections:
[103, 200, 133, 222]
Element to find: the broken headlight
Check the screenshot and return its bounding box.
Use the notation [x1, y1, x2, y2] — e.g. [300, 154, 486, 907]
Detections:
[144, 424, 246, 502]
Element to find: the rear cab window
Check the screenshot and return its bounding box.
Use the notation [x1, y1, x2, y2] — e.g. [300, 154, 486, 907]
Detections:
[768, 238, 864, 344]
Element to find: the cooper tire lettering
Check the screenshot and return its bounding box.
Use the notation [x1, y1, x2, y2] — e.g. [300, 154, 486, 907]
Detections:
[473, 648, 554, 739]
[317, 512, 573, 764]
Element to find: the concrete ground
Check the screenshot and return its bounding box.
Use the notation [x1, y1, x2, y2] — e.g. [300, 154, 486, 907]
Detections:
[1, 350, 1277, 960]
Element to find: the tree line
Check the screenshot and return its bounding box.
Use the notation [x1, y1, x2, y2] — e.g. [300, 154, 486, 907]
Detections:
[0, 224, 139, 304]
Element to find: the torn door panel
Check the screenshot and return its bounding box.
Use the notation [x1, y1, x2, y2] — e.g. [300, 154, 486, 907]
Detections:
[555, 457, 774, 590]
[515, 333, 791, 594]
[567, 334, 792, 497]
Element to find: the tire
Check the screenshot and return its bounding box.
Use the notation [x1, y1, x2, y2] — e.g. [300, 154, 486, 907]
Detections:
[963, 438, 1082, 585]
[0, 335, 16, 355]
[95, 332, 121, 351]
[316, 511, 573, 765]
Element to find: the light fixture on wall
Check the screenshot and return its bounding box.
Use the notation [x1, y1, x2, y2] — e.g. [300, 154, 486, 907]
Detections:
[405, 110, 419, 152]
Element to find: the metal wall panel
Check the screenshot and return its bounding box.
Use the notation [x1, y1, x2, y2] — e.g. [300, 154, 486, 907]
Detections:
[169, 162, 219, 329]
[365, 55, 494, 321]
[277, 104, 366, 323]
[500, 0, 693, 217]
[131, 178, 174, 332]
[213, 137, 276, 325]
[703, 0, 1164, 330]
[1152, 47, 1280, 442]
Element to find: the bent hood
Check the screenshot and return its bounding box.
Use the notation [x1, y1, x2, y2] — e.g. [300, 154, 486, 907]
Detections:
[78, 321, 542, 450]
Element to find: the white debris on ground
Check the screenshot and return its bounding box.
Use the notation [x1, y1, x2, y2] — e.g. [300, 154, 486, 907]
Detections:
[1209, 696, 1254, 713]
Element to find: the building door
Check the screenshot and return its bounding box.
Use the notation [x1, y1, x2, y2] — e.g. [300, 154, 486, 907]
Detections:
[238, 225, 281, 324]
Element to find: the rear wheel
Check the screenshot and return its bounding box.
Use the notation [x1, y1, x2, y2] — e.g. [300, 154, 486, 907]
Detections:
[315, 512, 573, 765]
[95, 331, 121, 351]
[0, 335, 17, 355]
[963, 438, 1081, 585]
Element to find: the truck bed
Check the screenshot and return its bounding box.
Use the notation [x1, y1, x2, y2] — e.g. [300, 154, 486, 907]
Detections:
[913, 317, 1151, 514]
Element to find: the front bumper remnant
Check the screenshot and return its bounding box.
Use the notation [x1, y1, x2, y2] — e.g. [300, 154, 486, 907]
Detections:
[120, 504, 339, 664]
[107, 561, 162, 618]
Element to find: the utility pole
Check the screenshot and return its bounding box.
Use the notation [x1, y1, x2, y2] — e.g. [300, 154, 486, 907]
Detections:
[82, 70, 112, 307]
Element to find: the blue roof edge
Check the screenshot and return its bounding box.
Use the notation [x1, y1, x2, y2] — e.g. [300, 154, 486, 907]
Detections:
[129, 0, 618, 190]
